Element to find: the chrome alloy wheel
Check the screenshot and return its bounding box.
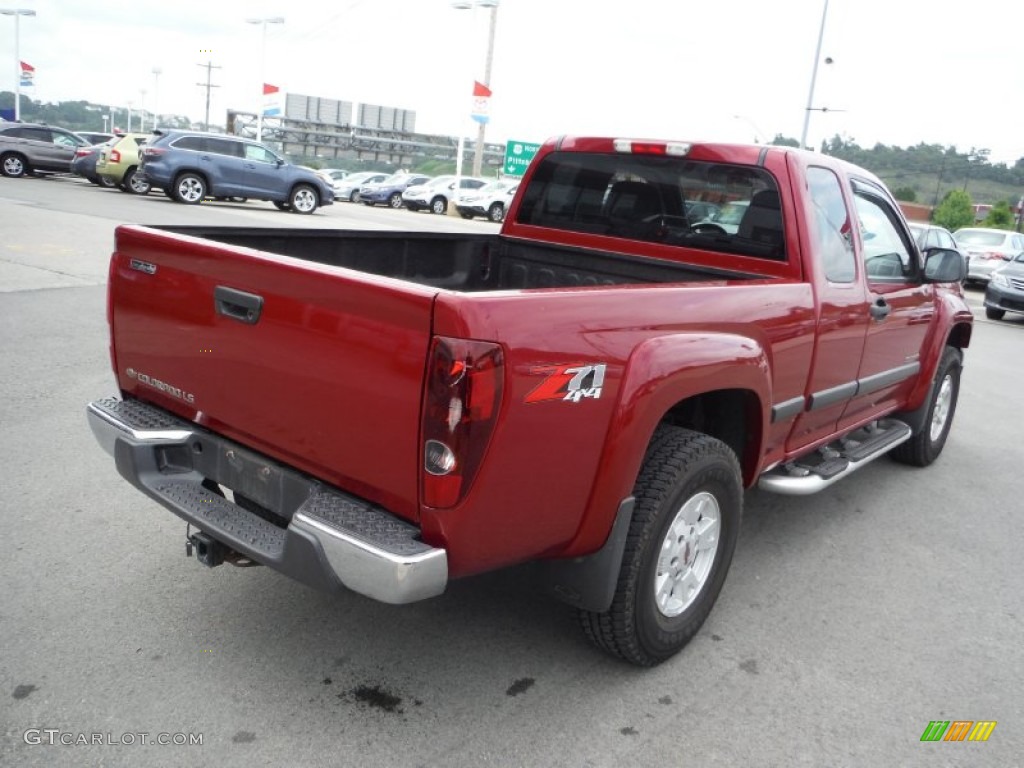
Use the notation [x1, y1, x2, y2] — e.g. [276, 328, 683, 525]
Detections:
[291, 187, 317, 213]
[654, 491, 721, 617]
[930, 373, 955, 442]
[177, 176, 205, 203]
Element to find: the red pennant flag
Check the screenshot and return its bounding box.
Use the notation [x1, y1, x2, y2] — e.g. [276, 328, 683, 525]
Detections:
[20, 61, 35, 86]
[472, 81, 491, 98]
[263, 83, 279, 96]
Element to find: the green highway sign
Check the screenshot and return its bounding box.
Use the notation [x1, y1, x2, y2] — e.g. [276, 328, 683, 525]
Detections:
[503, 140, 541, 177]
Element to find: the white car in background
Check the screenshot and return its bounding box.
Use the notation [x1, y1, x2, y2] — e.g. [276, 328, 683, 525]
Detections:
[403, 175, 487, 214]
[333, 171, 388, 202]
[456, 179, 519, 222]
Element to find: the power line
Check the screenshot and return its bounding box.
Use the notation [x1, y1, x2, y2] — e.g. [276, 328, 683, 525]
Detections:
[196, 61, 222, 131]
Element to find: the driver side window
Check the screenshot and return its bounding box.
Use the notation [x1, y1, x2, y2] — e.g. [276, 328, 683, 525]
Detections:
[852, 185, 917, 282]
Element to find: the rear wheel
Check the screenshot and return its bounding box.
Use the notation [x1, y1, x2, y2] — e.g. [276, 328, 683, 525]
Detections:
[430, 196, 447, 215]
[985, 307, 1005, 320]
[97, 175, 117, 189]
[289, 184, 319, 214]
[173, 173, 206, 204]
[891, 346, 962, 467]
[1, 152, 28, 178]
[488, 202, 505, 222]
[578, 426, 742, 666]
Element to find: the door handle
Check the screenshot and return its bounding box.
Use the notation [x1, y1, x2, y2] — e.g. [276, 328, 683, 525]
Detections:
[869, 297, 891, 321]
[215, 286, 263, 325]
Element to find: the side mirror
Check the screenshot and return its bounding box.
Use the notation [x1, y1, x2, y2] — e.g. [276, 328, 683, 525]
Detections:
[923, 247, 967, 283]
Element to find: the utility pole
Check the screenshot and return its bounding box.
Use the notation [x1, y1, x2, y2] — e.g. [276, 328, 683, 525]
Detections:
[196, 61, 222, 132]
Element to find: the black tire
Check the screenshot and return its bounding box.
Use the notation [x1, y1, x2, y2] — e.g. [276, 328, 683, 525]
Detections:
[363, 200, 375, 206]
[430, 196, 448, 215]
[388, 192, 403, 209]
[289, 184, 319, 214]
[579, 426, 742, 666]
[1, 152, 29, 178]
[273, 201, 291, 211]
[173, 172, 206, 204]
[890, 346, 962, 467]
[985, 307, 1005, 320]
[122, 167, 150, 195]
[349, 190, 361, 203]
[459, 211, 474, 220]
[97, 175, 117, 189]
[488, 202, 505, 222]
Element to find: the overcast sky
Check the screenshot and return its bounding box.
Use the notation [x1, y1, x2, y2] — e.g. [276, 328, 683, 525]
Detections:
[4, 0, 1024, 165]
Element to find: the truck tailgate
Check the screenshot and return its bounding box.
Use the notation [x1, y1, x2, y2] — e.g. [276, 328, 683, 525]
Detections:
[109, 225, 437, 522]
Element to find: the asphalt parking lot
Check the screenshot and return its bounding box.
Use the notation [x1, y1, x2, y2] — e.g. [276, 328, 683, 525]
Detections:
[1, 175, 1021, 767]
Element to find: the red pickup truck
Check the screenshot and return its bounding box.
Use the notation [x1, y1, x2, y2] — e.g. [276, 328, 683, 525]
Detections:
[87, 137, 972, 666]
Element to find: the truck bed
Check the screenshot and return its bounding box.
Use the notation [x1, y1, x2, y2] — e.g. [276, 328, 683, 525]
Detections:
[152, 226, 760, 292]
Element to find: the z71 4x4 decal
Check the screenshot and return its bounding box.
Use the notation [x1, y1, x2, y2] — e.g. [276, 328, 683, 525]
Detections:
[525, 363, 607, 404]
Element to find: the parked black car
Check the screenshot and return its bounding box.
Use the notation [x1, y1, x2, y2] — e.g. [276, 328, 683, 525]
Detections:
[71, 139, 117, 187]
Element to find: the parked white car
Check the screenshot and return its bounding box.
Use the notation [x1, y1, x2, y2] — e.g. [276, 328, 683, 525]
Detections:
[456, 179, 519, 222]
[403, 175, 487, 214]
[333, 171, 388, 202]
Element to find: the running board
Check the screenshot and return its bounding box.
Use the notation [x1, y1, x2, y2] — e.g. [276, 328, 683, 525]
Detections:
[758, 419, 912, 496]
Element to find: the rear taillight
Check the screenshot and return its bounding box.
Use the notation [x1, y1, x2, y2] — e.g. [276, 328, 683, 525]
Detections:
[75, 148, 92, 157]
[110, 149, 121, 163]
[141, 147, 165, 158]
[421, 337, 504, 509]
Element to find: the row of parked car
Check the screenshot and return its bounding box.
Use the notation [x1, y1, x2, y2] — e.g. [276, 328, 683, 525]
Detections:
[0, 121, 335, 213]
[0, 120, 519, 222]
[318, 168, 519, 222]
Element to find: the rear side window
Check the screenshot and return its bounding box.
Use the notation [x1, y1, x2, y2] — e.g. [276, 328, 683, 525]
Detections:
[205, 138, 241, 157]
[515, 151, 786, 260]
[173, 136, 203, 151]
[807, 167, 856, 282]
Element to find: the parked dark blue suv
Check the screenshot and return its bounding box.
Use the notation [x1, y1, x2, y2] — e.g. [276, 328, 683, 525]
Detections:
[139, 130, 333, 213]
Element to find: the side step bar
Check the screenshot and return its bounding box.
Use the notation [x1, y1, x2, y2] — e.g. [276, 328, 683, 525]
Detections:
[758, 419, 912, 496]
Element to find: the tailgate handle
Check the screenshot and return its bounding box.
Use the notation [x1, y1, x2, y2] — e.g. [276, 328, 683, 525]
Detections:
[215, 286, 264, 325]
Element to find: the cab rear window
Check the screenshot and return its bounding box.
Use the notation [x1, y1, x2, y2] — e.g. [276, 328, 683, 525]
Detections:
[515, 151, 785, 260]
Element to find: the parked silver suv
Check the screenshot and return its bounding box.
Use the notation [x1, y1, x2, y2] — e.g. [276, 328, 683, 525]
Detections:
[0, 122, 90, 177]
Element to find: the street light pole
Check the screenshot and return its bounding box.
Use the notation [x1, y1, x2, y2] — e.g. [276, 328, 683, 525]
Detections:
[452, 0, 499, 177]
[246, 16, 284, 142]
[151, 66, 162, 130]
[800, 0, 829, 151]
[1, 8, 36, 121]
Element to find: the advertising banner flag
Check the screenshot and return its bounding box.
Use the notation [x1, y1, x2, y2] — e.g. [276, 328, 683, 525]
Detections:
[20, 61, 35, 87]
[263, 83, 282, 117]
[470, 80, 491, 125]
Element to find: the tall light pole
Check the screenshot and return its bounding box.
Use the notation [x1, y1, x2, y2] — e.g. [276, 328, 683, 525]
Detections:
[452, 0, 499, 177]
[151, 66, 162, 130]
[800, 0, 829, 151]
[245, 16, 284, 142]
[1, 8, 36, 121]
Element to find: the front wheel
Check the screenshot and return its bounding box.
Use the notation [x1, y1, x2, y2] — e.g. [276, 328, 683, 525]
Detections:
[579, 426, 742, 666]
[985, 307, 1005, 320]
[430, 196, 448, 215]
[173, 173, 206, 204]
[488, 202, 505, 222]
[890, 346, 962, 467]
[388, 192, 403, 208]
[289, 184, 319, 214]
